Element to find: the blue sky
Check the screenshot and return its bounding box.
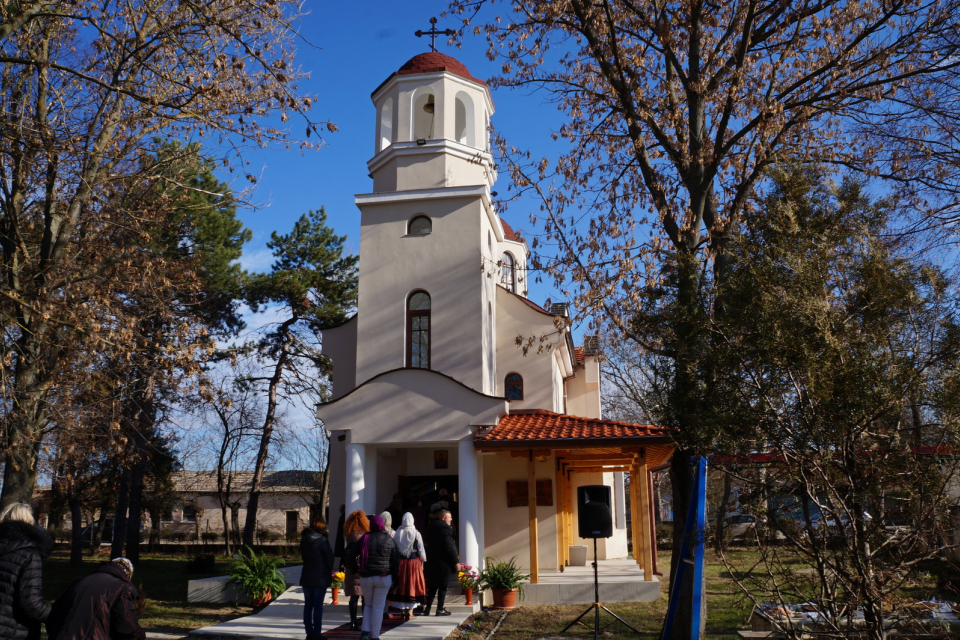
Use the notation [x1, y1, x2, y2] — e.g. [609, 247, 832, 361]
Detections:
[234, 0, 566, 311]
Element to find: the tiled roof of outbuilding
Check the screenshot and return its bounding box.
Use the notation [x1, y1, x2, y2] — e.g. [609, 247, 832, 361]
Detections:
[476, 410, 670, 444]
[172, 470, 322, 493]
[501, 219, 519, 241]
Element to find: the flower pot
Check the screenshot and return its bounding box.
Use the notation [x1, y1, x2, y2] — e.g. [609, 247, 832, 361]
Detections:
[491, 587, 518, 609]
[251, 590, 272, 607]
[463, 587, 473, 605]
[331, 587, 339, 605]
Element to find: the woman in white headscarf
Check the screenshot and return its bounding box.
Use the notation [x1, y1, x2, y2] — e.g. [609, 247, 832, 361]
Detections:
[390, 512, 427, 619]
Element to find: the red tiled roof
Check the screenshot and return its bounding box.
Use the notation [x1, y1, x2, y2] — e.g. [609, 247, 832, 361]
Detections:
[574, 347, 584, 365]
[396, 52, 487, 86]
[501, 219, 519, 241]
[476, 410, 670, 445]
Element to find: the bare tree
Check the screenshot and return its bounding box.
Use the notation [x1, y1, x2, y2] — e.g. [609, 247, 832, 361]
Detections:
[451, 0, 960, 635]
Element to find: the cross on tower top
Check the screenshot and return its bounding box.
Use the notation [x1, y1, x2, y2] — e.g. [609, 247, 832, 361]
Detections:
[415, 17, 456, 52]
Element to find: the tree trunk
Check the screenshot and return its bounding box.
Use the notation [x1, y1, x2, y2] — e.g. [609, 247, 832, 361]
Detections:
[91, 507, 108, 555]
[125, 458, 146, 563]
[1, 412, 45, 508]
[111, 470, 131, 558]
[242, 317, 295, 547]
[69, 488, 83, 566]
[714, 471, 733, 552]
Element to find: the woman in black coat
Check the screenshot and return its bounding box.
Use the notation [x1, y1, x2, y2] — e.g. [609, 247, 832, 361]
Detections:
[0, 503, 52, 640]
[422, 509, 459, 617]
[47, 558, 145, 640]
[300, 517, 334, 640]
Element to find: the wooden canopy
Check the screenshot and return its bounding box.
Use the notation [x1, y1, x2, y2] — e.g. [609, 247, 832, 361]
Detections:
[475, 411, 675, 583]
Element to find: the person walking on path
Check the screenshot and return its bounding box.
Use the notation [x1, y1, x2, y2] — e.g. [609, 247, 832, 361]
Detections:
[342, 510, 369, 631]
[0, 503, 52, 640]
[390, 513, 426, 620]
[423, 509, 459, 617]
[47, 558, 145, 640]
[300, 517, 334, 640]
[356, 515, 398, 640]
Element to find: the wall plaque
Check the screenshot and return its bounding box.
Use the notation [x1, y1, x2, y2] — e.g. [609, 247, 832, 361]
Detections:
[506, 479, 553, 507]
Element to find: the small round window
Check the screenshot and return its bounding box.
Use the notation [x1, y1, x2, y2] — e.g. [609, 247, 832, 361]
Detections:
[409, 215, 432, 235]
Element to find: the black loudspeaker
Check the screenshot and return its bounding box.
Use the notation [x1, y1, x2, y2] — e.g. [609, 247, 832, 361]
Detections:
[577, 484, 613, 538]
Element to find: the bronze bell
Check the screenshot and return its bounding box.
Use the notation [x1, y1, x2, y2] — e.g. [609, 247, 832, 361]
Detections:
[423, 94, 435, 114]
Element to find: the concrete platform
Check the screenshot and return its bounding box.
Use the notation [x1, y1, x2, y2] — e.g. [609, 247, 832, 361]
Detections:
[188, 566, 303, 604]
[517, 559, 661, 606]
[188, 586, 473, 640]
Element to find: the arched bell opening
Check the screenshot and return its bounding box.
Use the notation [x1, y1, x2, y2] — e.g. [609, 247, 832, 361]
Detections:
[379, 97, 394, 152]
[412, 88, 436, 141]
[455, 91, 476, 147]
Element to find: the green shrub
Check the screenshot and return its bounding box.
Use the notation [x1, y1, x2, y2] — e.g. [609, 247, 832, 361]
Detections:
[165, 530, 187, 542]
[48, 528, 70, 543]
[285, 530, 300, 543]
[228, 546, 286, 602]
[258, 529, 282, 542]
[656, 523, 673, 550]
[201, 531, 222, 543]
[185, 554, 217, 574]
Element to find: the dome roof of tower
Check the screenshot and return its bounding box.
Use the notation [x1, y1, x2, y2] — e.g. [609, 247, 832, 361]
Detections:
[398, 52, 487, 85]
[373, 52, 488, 96]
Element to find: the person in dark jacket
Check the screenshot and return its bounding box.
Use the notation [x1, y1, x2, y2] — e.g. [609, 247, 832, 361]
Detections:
[300, 517, 334, 640]
[354, 515, 398, 640]
[423, 509, 459, 617]
[47, 558, 145, 640]
[0, 503, 52, 640]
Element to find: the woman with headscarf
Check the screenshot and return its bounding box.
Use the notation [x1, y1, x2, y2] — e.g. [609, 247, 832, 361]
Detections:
[378, 512, 395, 537]
[342, 510, 369, 631]
[389, 513, 426, 620]
[356, 515, 398, 640]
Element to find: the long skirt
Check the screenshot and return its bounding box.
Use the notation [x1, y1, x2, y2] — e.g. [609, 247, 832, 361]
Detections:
[391, 558, 426, 609]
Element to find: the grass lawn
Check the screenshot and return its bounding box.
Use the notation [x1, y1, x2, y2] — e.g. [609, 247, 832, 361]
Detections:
[452, 547, 959, 640]
[455, 550, 752, 640]
[41, 551, 300, 632]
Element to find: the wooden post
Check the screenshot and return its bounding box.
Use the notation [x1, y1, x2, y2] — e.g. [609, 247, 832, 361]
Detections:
[528, 450, 539, 583]
[630, 458, 643, 568]
[555, 459, 565, 572]
[564, 470, 572, 566]
[638, 457, 653, 581]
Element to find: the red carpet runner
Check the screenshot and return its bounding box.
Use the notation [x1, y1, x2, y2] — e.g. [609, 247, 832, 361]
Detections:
[324, 612, 409, 639]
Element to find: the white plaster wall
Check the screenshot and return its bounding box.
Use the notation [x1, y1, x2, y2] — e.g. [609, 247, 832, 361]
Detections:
[354, 196, 487, 390]
[406, 447, 460, 476]
[495, 288, 560, 411]
[323, 317, 358, 400]
[481, 452, 559, 572]
[328, 433, 347, 544]
[315, 369, 506, 445]
[565, 358, 601, 419]
[375, 448, 404, 520]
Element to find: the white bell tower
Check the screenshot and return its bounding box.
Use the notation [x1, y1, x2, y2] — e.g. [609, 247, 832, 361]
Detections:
[352, 52, 502, 395]
[368, 52, 496, 192]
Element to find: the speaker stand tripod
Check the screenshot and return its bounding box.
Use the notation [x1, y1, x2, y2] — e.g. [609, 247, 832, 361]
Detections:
[560, 537, 640, 639]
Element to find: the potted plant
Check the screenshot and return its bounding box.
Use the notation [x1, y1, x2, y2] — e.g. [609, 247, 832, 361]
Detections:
[478, 557, 529, 609]
[457, 564, 480, 605]
[227, 545, 286, 606]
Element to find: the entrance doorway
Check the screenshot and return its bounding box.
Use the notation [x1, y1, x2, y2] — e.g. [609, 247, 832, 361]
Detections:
[401, 475, 460, 535]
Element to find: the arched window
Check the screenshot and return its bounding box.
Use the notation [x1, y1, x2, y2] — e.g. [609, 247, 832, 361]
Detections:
[501, 252, 516, 292]
[407, 291, 431, 369]
[379, 97, 393, 152]
[409, 215, 432, 235]
[455, 92, 475, 147]
[505, 373, 523, 401]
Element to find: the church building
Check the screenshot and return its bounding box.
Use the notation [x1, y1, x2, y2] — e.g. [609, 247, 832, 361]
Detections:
[317, 50, 674, 604]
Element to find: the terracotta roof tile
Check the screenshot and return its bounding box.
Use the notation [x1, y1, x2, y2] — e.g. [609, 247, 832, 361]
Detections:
[476, 410, 669, 443]
[501, 219, 519, 241]
[574, 346, 585, 365]
[396, 52, 487, 86]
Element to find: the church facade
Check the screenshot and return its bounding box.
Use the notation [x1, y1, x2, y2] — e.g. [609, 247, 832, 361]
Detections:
[317, 51, 672, 596]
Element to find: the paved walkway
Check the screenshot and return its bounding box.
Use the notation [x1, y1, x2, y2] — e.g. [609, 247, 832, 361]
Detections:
[188, 586, 471, 640]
